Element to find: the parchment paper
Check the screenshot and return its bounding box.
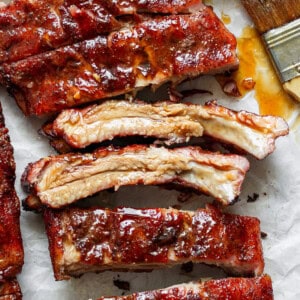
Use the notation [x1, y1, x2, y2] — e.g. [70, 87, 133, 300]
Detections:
[1, 0, 300, 299]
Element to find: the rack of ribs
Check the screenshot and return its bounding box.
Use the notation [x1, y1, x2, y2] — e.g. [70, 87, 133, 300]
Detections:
[43, 100, 289, 159]
[0, 102, 24, 281]
[0, 280, 22, 300]
[43, 205, 264, 280]
[98, 275, 273, 300]
[0, 0, 203, 64]
[0, 6, 238, 116]
[22, 145, 249, 209]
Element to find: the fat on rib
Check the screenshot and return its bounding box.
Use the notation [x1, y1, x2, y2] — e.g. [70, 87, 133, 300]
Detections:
[0, 0, 203, 64]
[22, 145, 250, 209]
[43, 100, 289, 159]
[0, 280, 22, 300]
[98, 275, 273, 300]
[43, 205, 264, 280]
[0, 102, 24, 281]
[0, 7, 238, 116]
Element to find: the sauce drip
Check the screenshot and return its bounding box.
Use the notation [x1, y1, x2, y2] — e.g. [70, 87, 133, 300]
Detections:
[221, 11, 231, 25]
[217, 26, 298, 121]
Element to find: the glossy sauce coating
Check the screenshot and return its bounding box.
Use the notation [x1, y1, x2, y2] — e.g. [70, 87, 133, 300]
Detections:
[0, 103, 24, 280]
[98, 275, 273, 300]
[0, 0, 202, 64]
[0, 0, 120, 64]
[44, 205, 263, 280]
[1, 6, 238, 115]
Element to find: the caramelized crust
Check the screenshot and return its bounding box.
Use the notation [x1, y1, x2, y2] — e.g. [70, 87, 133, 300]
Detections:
[0, 280, 22, 300]
[1, 7, 238, 116]
[98, 275, 273, 299]
[0, 103, 23, 281]
[44, 205, 264, 280]
[22, 145, 249, 209]
[44, 100, 289, 159]
[0, 0, 203, 64]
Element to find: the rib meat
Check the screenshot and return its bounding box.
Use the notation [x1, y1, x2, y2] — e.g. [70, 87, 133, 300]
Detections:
[22, 145, 249, 209]
[0, 103, 24, 280]
[0, 0, 203, 64]
[0, 280, 22, 300]
[43, 205, 264, 280]
[98, 275, 273, 300]
[0, 7, 238, 116]
[43, 100, 289, 159]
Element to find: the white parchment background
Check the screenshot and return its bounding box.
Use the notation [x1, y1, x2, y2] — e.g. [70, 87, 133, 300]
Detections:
[1, 0, 300, 299]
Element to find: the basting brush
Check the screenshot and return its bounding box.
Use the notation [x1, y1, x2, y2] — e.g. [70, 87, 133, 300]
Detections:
[241, 0, 300, 101]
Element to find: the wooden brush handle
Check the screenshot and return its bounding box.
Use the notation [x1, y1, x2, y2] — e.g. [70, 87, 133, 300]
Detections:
[283, 77, 300, 102]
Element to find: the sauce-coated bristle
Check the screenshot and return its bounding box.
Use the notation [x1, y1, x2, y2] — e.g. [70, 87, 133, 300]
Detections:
[241, 0, 300, 33]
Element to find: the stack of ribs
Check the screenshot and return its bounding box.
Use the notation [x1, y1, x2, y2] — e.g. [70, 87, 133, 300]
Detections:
[22, 99, 288, 210]
[0, 0, 288, 298]
[0, 103, 24, 299]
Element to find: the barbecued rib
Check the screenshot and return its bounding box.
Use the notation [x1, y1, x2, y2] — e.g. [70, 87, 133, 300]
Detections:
[0, 103, 24, 280]
[43, 100, 289, 159]
[44, 205, 264, 280]
[22, 145, 249, 209]
[0, 0, 120, 64]
[0, 0, 203, 64]
[1, 7, 238, 116]
[98, 275, 273, 300]
[0, 280, 22, 300]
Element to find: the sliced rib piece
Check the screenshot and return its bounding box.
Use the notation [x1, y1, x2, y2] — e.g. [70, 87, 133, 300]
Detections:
[0, 0, 202, 64]
[44, 205, 264, 280]
[0, 103, 24, 280]
[43, 100, 289, 159]
[98, 275, 273, 300]
[22, 145, 250, 209]
[1, 7, 238, 116]
[0, 280, 22, 300]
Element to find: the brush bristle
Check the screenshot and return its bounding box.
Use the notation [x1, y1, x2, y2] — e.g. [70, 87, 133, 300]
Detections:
[241, 0, 300, 33]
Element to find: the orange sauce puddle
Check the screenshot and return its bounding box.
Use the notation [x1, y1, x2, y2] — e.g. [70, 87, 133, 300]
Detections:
[217, 26, 298, 121]
[238, 26, 297, 119]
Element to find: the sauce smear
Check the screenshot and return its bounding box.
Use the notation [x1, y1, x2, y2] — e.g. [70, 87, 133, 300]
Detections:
[217, 26, 297, 120]
[221, 12, 231, 25]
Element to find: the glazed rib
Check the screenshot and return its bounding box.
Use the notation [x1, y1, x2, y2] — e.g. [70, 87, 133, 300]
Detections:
[0, 280, 22, 300]
[0, 103, 24, 280]
[43, 100, 289, 159]
[98, 275, 273, 300]
[22, 145, 249, 209]
[1, 7, 238, 116]
[0, 0, 121, 64]
[0, 0, 203, 64]
[44, 205, 264, 280]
